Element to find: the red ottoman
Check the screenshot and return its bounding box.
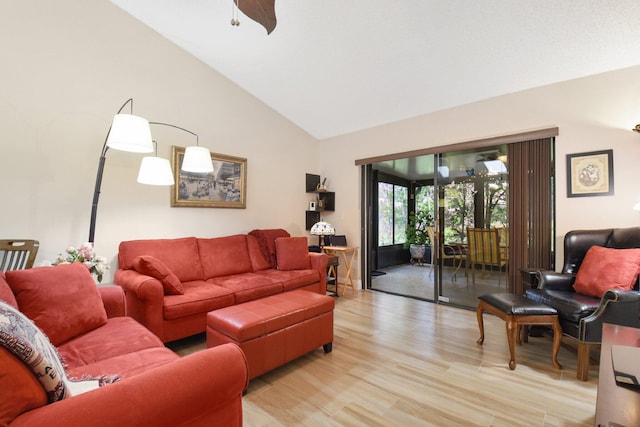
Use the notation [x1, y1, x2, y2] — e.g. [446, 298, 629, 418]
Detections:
[206, 289, 334, 380]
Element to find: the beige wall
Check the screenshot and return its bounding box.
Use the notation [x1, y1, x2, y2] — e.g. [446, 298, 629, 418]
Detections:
[3, 2, 640, 286]
[0, 1, 320, 282]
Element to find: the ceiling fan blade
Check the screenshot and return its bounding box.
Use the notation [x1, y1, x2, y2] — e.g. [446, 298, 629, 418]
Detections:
[235, 0, 277, 34]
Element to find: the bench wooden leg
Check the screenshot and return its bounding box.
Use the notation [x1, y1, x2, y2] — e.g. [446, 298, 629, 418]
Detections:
[476, 303, 485, 345]
[506, 316, 517, 370]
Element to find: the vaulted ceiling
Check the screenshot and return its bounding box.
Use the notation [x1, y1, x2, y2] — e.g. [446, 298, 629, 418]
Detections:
[110, 0, 640, 140]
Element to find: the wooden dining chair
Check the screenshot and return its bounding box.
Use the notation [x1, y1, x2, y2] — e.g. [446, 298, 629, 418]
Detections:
[0, 239, 40, 271]
[466, 228, 507, 285]
[427, 226, 464, 280]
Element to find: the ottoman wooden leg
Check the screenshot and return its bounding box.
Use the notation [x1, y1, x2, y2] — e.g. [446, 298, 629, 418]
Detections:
[506, 316, 517, 370]
[323, 342, 333, 353]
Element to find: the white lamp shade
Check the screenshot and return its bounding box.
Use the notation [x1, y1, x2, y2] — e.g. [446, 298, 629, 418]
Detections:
[106, 114, 154, 153]
[137, 156, 175, 185]
[182, 146, 214, 173]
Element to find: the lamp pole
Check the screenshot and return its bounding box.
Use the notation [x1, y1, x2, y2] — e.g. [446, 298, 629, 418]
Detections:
[88, 98, 135, 244]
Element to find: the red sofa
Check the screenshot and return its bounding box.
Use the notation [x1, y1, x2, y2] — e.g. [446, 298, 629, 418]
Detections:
[114, 230, 328, 343]
[0, 263, 248, 427]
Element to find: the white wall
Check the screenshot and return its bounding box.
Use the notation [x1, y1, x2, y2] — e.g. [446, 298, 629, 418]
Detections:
[0, 1, 320, 282]
[320, 66, 640, 281]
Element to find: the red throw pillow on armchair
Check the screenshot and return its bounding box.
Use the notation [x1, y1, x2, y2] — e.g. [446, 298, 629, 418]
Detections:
[133, 255, 184, 295]
[275, 237, 312, 271]
[573, 246, 640, 298]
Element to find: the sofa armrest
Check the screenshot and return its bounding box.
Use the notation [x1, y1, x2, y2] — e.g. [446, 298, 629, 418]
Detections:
[113, 269, 166, 339]
[536, 270, 576, 291]
[309, 252, 328, 294]
[579, 289, 640, 342]
[11, 343, 248, 427]
[98, 285, 126, 318]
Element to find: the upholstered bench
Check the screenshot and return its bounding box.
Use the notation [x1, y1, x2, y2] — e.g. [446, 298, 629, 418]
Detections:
[476, 293, 562, 371]
[206, 289, 334, 380]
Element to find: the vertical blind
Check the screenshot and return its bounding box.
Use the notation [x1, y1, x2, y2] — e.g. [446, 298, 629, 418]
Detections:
[507, 138, 554, 293]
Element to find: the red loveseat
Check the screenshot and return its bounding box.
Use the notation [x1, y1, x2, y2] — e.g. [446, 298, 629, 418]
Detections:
[114, 230, 328, 343]
[0, 263, 248, 427]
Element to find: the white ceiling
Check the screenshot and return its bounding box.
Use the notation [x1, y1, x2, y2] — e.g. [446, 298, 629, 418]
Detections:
[110, 0, 640, 140]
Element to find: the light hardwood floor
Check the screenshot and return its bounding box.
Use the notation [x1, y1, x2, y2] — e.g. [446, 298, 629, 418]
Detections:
[168, 290, 598, 426]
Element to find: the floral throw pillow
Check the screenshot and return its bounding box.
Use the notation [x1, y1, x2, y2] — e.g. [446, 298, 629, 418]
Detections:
[0, 300, 69, 402]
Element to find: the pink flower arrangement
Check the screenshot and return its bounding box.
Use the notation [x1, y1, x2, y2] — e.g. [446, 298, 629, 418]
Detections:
[53, 243, 109, 283]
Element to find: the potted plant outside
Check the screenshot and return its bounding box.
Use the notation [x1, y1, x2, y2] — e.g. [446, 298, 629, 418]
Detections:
[404, 210, 434, 263]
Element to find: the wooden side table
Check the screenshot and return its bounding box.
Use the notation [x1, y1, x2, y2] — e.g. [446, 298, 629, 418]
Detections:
[326, 254, 339, 297]
[323, 246, 357, 296]
[595, 323, 640, 426]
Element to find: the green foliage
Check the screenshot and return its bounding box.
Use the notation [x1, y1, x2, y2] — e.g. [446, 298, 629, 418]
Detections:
[404, 210, 434, 248]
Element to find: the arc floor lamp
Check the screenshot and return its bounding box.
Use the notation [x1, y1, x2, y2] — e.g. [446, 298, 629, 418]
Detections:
[89, 99, 214, 244]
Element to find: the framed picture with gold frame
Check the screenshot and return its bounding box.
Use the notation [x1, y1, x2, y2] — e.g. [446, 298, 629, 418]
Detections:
[171, 146, 247, 208]
[566, 149, 613, 198]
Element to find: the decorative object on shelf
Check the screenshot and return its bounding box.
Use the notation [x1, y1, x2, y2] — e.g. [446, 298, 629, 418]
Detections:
[53, 243, 109, 283]
[231, 0, 277, 34]
[171, 146, 247, 209]
[310, 221, 335, 248]
[566, 149, 614, 197]
[316, 177, 328, 192]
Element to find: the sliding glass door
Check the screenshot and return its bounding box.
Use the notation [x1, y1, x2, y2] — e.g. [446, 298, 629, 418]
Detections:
[362, 133, 555, 309]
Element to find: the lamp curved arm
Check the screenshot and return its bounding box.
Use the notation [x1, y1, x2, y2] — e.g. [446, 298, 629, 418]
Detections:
[148, 122, 199, 146]
[88, 99, 134, 244]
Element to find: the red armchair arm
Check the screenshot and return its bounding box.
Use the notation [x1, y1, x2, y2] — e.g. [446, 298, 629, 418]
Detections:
[97, 285, 126, 318]
[11, 343, 248, 427]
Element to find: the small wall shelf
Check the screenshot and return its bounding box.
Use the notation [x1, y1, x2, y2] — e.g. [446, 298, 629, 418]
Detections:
[305, 173, 335, 230]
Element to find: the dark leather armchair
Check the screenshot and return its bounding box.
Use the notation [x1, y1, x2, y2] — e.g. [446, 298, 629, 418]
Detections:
[524, 227, 640, 381]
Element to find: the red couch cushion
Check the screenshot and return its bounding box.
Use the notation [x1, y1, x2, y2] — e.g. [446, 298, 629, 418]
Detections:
[0, 347, 48, 426]
[57, 317, 167, 370]
[248, 229, 291, 268]
[247, 235, 271, 272]
[133, 255, 184, 295]
[118, 237, 204, 282]
[198, 235, 252, 278]
[573, 246, 640, 298]
[162, 281, 235, 320]
[275, 237, 312, 271]
[208, 273, 283, 304]
[0, 271, 18, 308]
[6, 263, 108, 346]
[255, 269, 320, 291]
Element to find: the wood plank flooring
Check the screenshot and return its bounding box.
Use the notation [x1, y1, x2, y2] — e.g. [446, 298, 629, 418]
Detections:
[168, 290, 598, 426]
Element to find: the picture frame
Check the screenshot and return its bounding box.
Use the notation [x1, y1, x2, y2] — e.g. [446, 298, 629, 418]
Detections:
[566, 149, 613, 198]
[171, 146, 247, 208]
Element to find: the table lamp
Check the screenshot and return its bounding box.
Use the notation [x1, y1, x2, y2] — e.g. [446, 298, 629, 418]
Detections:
[310, 221, 335, 248]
